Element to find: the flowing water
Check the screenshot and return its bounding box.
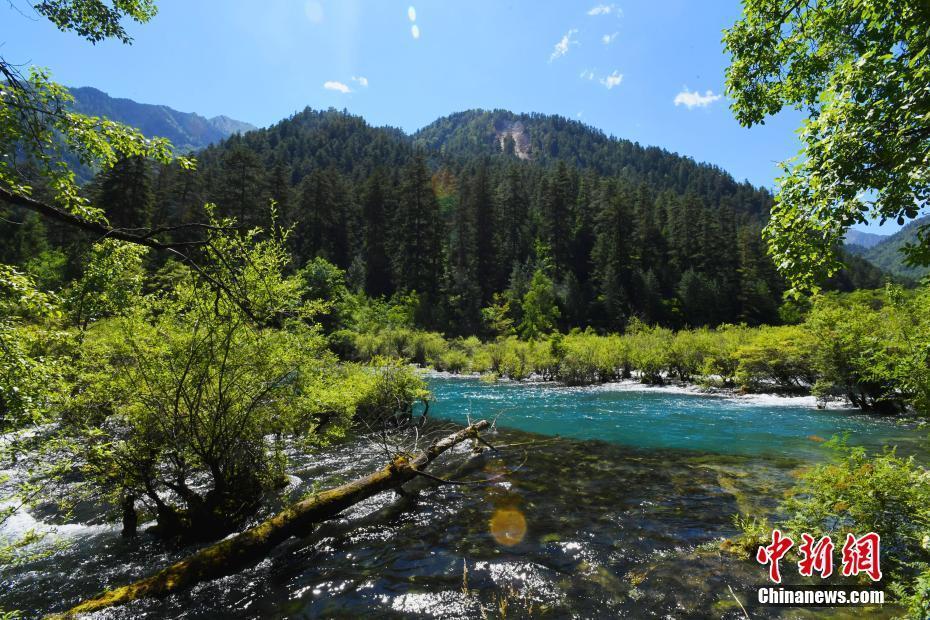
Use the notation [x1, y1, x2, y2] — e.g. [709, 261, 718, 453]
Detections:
[1, 376, 926, 618]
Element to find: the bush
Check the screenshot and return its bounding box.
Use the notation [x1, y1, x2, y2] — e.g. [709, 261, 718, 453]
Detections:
[668, 328, 715, 381]
[700, 324, 754, 387]
[349, 358, 430, 427]
[438, 348, 470, 373]
[744, 440, 930, 617]
[554, 333, 628, 384]
[734, 325, 817, 392]
[626, 323, 672, 384]
[405, 331, 448, 366]
[58, 226, 376, 542]
[805, 288, 923, 412]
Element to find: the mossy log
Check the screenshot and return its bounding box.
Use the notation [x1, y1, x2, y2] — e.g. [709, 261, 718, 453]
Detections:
[51, 420, 490, 619]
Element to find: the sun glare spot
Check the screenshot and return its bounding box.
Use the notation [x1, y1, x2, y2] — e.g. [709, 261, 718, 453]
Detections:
[411, 24, 421, 39]
[304, 1, 324, 24]
[490, 508, 527, 547]
[408, 6, 417, 22]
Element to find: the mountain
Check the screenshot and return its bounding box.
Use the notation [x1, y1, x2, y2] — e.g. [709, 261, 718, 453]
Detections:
[68, 86, 257, 152]
[194, 107, 773, 218]
[413, 109, 772, 217]
[845, 228, 888, 249]
[140, 107, 892, 333]
[848, 215, 930, 279]
[7, 105, 895, 333]
[208, 115, 259, 138]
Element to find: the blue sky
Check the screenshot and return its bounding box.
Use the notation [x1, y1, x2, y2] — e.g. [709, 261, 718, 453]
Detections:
[0, 0, 897, 232]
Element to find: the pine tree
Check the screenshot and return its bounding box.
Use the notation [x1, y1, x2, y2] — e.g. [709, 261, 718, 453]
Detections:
[592, 181, 636, 330]
[445, 171, 481, 333]
[151, 160, 205, 238]
[392, 153, 443, 303]
[519, 269, 560, 339]
[217, 143, 267, 228]
[268, 161, 293, 221]
[569, 173, 597, 285]
[539, 161, 574, 274]
[95, 156, 154, 230]
[677, 269, 719, 327]
[736, 226, 780, 325]
[361, 168, 394, 297]
[493, 164, 528, 286]
[470, 160, 496, 303]
[294, 168, 353, 267]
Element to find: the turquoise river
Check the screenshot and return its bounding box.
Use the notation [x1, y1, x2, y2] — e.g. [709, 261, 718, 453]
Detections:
[0, 375, 926, 618]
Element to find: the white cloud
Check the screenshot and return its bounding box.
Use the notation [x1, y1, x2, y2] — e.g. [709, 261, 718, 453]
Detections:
[602, 32, 618, 45]
[580, 69, 595, 80]
[550, 29, 578, 62]
[323, 80, 351, 94]
[673, 87, 723, 109]
[352, 76, 369, 87]
[304, 0, 324, 23]
[411, 24, 420, 39]
[408, 6, 417, 22]
[600, 70, 623, 89]
[587, 4, 620, 16]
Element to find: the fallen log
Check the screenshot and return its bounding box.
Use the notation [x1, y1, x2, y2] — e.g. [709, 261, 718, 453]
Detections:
[51, 420, 490, 619]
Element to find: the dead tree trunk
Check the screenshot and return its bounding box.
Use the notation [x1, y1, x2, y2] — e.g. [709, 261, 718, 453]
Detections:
[51, 420, 490, 619]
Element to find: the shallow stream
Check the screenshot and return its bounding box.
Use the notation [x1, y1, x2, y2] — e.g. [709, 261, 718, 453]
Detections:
[1, 376, 925, 618]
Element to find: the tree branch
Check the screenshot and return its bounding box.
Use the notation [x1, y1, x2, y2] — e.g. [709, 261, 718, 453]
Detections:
[0, 186, 204, 250]
[49, 420, 491, 618]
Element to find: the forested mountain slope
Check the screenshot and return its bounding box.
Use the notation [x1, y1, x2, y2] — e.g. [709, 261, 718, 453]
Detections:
[847, 215, 930, 280]
[845, 228, 887, 249]
[414, 109, 773, 218]
[58, 87, 256, 183]
[1, 105, 891, 335]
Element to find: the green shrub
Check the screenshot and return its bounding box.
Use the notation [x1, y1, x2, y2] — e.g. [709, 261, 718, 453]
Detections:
[668, 328, 715, 381]
[626, 323, 672, 384]
[349, 358, 430, 427]
[405, 331, 448, 366]
[734, 325, 817, 392]
[439, 348, 470, 373]
[745, 440, 930, 617]
[700, 324, 754, 386]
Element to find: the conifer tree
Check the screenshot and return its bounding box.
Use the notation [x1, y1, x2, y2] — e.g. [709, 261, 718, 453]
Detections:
[216, 143, 267, 228]
[95, 156, 155, 230]
[539, 161, 574, 274]
[592, 182, 635, 330]
[519, 269, 560, 339]
[392, 153, 443, 304]
[493, 164, 528, 286]
[361, 168, 394, 297]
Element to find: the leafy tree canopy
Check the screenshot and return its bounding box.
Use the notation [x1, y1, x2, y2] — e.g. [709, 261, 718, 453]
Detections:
[1, 0, 190, 230]
[725, 0, 930, 293]
[33, 0, 157, 44]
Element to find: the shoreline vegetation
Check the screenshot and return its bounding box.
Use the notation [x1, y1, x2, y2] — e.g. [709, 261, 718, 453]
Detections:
[334, 284, 930, 418]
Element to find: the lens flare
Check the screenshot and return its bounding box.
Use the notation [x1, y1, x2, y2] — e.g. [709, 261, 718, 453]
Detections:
[490, 508, 527, 547]
[408, 6, 417, 22]
[304, 1, 323, 23]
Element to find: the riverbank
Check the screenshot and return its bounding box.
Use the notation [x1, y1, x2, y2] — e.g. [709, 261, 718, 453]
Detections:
[3, 405, 916, 618]
[423, 369, 930, 423]
[342, 293, 930, 418]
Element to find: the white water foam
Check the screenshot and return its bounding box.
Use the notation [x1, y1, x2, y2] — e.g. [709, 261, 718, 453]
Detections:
[587, 380, 855, 409]
[0, 500, 121, 542]
[427, 371, 854, 410]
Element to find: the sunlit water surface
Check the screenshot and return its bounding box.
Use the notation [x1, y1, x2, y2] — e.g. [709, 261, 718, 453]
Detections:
[1, 376, 925, 618]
